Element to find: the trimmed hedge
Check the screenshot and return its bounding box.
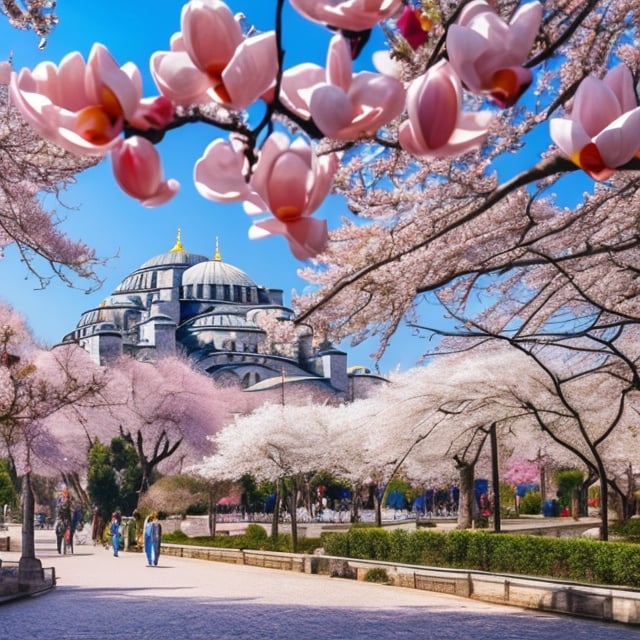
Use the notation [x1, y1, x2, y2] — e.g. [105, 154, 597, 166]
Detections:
[161, 526, 322, 554]
[321, 528, 640, 588]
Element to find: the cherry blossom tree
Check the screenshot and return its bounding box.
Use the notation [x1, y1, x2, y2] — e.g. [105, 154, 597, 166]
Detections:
[0, 74, 103, 290]
[6, 2, 640, 359]
[0, 301, 105, 583]
[95, 355, 250, 497]
[7, 2, 640, 545]
[197, 400, 336, 550]
[1, 1, 58, 48]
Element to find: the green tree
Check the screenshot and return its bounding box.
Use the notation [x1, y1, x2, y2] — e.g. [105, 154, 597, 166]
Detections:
[0, 465, 17, 516]
[110, 437, 142, 516]
[87, 441, 119, 521]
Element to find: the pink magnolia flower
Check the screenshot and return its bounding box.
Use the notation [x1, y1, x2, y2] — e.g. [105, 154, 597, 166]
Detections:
[446, 0, 542, 107]
[111, 136, 179, 207]
[10, 44, 167, 156]
[290, 0, 403, 32]
[398, 60, 493, 158]
[151, 0, 278, 111]
[195, 133, 338, 260]
[550, 64, 640, 181]
[281, 33, 405, 140]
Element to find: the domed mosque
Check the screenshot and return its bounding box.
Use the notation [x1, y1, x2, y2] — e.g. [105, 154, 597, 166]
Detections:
[62, 231, 385, 399]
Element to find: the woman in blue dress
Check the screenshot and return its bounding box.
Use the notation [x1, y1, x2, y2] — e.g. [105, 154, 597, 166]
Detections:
[109, 512, 121, 557]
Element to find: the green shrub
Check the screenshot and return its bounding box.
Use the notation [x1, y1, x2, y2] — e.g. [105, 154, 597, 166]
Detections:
[610, 519, 640, 542]
[519, 491, 542, 515]
[364, 567, 389, 583]
[322, 527, 640, 588]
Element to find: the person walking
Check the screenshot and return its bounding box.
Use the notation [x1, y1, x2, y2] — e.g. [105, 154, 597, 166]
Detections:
[109, 512, 121, 557]
[54, 518, 65, 554]
[143, 513, 161, 566]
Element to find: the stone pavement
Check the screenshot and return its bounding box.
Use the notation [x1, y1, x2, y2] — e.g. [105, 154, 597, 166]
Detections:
[1, 525, 638, 639]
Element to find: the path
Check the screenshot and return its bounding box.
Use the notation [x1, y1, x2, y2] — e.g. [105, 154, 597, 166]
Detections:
[0, 525, 637, 639]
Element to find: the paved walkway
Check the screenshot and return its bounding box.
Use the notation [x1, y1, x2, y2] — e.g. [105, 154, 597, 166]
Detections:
[1, 525, 638, 639]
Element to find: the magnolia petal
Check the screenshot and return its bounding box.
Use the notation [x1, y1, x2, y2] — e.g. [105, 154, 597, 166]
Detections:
[549, 117, 591, 159]
[572, 76, 624, 139]
[326, 34, 352, 92]
[265, 152, 313, 218]
[222, 31, 278, 110]
[48, 53, 89, 111]
[411, 64, 459, 149]
[181, 0, 243, 73]
[284, 216, 329, 260]
[250, 132, 291, 199]
[304, 153, 339, 215]
[128, 96, 174, 131]
[279, 63, 325, 118]
[348, 72, 405, 120]
[604, 64, 638, 113]
[372, 50, 401, 78]
[507, 1, 543, 61]
[151, 50, 210, 105]
[456, 0, 493, 27]
[290, 0, 402, 31]
[436, 111, 493, 157]
[111, 137, 179, 207]
[86, 44, 140, 119]
[309, 83, 353, 138]
[593, 108, 640, 168]
[446, 25, 488, 93]
[140, 179, 180, 207]
[249, 216, 328, 261]
[194, 138, 252, 203]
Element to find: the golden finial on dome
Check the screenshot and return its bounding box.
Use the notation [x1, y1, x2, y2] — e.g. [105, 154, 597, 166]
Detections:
[170, 228, 184, 252]
[214, 236, 221, 261]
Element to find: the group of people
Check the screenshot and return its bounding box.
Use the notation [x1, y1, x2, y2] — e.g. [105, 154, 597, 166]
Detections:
[109, 511, 161, 566]
[54, 502, 84, 554]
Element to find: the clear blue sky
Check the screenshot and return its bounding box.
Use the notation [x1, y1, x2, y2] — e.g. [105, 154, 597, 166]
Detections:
[0, 1, 420, 374]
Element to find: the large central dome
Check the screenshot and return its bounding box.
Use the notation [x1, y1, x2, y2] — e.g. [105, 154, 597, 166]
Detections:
[182, 257, 257, 289]
[181, 242, 260, 304]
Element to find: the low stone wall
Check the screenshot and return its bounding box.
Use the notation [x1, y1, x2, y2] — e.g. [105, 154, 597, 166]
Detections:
[161, 543, 640, 626]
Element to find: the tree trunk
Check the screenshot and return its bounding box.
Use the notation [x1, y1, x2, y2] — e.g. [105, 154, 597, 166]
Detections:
[373, 484, 382, 527]
[208, 490, 217, 537]
[598, 466, 609, 541]
[489, 423, 501, 533]
[457, 463, 475, 529]
[288, 481, 299, 553]
[19, 471, 43, 586]
[270, 479, 280, 539]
